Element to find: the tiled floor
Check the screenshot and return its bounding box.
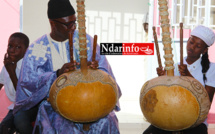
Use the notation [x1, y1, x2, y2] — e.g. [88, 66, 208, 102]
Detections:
[118, 117, 215, 134]
[116, 111, 147, 134]
[118, 122, 215, 134]
[116, 98, 215, 134]
[208, 124, 215, 134]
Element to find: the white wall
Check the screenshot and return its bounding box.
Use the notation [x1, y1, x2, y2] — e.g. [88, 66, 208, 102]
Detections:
[23, 0, 50, 42]
[23, 0, 149, 42]
[23, 0, 150, 124]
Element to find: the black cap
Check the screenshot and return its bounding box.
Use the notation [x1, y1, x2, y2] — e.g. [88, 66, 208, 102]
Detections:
[48, 0, 75, 19]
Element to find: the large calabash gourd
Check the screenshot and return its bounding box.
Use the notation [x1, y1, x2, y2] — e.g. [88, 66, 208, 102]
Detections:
[49, 69, 118, 122]
[49, 0, 118, 123]
[139, 0, 210, 131]
[140, 76, 210, 131]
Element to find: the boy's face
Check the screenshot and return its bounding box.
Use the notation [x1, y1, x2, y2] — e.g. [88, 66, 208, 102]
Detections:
[7, 37, 27, 62]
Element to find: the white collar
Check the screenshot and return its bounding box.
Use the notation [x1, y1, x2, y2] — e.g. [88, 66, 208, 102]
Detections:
[17, 58, 23, 68]
[184, 56, 201, 71]
[47, 34, 68, 71]
[47, 34, 69, 44]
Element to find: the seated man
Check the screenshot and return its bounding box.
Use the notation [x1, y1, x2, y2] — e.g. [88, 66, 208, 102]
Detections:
[13, 0, 121, 134]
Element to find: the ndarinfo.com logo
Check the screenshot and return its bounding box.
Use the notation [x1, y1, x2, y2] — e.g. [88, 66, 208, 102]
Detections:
[100, 43, 154, 55]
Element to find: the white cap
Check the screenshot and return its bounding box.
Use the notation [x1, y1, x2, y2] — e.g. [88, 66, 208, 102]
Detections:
[191, 25, 215, 46]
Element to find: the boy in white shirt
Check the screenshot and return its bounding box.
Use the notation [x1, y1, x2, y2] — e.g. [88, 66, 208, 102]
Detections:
[0, 32, 29, 134]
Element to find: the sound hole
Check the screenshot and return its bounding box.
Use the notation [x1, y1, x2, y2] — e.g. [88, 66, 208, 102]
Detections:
[56, 75, 67, 87]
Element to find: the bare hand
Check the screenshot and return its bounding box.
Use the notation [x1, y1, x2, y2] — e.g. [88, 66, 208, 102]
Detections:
[178, 64, 192, 77]
[58, 61, 79, 76]
[87, 61, 99, 69]
[156, 67, 165, 76]
[4, 53, 17, 74]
